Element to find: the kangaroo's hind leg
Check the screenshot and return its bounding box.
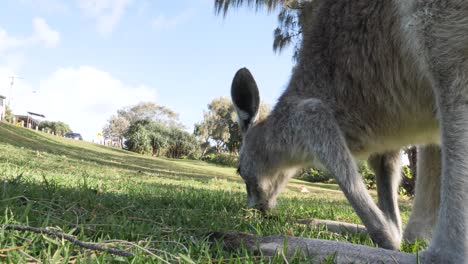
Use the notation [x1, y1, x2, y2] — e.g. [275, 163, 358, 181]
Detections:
[422, 5, 468, 261]
[403, 144, 441, 243]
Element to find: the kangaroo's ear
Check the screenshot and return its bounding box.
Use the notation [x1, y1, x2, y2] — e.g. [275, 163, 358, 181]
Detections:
[231, 67, 260, 134]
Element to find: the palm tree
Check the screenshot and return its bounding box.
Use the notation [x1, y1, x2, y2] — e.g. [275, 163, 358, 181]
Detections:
[214, 0, 315, 60]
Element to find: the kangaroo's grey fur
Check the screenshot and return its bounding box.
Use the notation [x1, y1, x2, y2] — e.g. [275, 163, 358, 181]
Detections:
[231, 0, 468, 262]
[404, 145, 441, 243]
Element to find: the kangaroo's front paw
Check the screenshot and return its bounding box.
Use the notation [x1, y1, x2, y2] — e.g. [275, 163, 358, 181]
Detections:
[371, 225, 401, 250]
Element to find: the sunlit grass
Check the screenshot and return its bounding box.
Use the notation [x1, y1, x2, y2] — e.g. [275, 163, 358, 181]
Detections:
[0, 122, 423, 263]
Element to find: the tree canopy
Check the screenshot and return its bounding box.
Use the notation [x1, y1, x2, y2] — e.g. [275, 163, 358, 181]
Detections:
[195, 96, 270, 153]
[4, 105, 15, 123]
[39, 121, 72, 136]
[124, 119, 200, 159]
[103, 102, 183, 148]
[214, 0, 314, 60]
[102, 102, 200, 159]
[117, 102, 181, 128]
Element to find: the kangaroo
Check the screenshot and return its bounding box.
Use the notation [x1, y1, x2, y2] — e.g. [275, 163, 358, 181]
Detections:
[231, 0, 468, 262]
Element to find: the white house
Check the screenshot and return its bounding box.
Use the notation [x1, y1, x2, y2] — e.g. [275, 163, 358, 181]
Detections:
[0, 95, 5, 121]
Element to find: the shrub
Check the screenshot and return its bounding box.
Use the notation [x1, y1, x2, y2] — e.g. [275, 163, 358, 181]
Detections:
[124, 121, 152, 154]
[124, 119, 201, 159]
[4, 105, 14, 123]
[147, 122, 169, 156]
[299, 161, 377, 188]
[38, 120, 72, 136]
[202, 153, 238, 167]
[295, 161, 415, 196]
[358, 162, 415, 195]
[358, 161, 377, 189]
[400, 165, 415, 196]
[165, 127, 201, 159]
[296, 168, 333, 183]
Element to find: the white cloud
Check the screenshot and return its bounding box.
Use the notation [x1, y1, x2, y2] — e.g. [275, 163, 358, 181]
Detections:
[77, 0, 133, 34]
[152, 9, 194, 31]
[11, 66, 157, 141]
[32, 18, 60, 48]
[3, 53, 26, 73]
[0, 18, 60, 55]
[0, 28, 24, 55]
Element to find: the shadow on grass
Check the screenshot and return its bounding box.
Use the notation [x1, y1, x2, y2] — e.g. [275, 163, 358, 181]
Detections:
[0, 176, 422, 262]
[0, 123, 360, 194]
[0, 123, 236, 181]
[1, 179, 244, 244]
[0, 177, 360, 241]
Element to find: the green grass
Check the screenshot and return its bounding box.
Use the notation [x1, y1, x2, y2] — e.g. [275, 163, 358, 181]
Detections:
[0, 122, 424, 263]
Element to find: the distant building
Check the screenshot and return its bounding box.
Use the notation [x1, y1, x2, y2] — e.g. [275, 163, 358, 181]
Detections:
[15, 115, 39, 128]
[15, 112, 45, 129]
[0, 95, 5, 121]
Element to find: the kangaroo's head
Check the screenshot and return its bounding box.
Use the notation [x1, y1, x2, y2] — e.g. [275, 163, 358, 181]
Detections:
[231, 67, 293, 212]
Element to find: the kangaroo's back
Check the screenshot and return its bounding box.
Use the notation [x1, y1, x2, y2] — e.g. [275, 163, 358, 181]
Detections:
[274, 0, 441, 155]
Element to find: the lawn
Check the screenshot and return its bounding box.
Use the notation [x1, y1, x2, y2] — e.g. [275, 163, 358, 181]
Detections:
[0, 122, 423, 263]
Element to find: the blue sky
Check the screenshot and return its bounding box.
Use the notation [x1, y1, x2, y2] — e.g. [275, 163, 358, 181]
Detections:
[0, 0, 295, 141]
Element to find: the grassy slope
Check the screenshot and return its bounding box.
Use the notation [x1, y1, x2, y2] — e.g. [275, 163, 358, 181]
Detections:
[0, 122, 422, 263]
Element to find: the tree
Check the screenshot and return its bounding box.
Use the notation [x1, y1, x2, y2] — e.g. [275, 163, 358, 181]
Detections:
[103, 102, 182, 148]
[53, 121, 73, 136]
[194, 121, 212, 156]
[147, 121, 170, 156]
[118, 102, 182, 128]
[165, 127, 201, 159]
[4, 105, 15, 123]
[195, 97, 270, 153]
[401, 146, 417, 196]
[124, 118, 201, 159]
[102, 115, 129, 148]
[39, 121, 72, 136]
[404, 146, 417, 180]
[201, 97, 232, 152]
[215, 0, 315, 60]
[123, 119, 153, 155]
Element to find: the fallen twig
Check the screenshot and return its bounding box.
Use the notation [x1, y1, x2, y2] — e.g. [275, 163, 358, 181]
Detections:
[2, 225, 133, 257]
[0, 243, 29, 253]
[297, 218, 368, 235]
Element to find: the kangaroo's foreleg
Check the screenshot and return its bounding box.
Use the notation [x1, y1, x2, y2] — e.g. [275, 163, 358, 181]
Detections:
[289, 99, 401, 250]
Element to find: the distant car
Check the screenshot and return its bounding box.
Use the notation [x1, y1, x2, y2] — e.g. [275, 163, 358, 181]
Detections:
[65, 133, 83, 140]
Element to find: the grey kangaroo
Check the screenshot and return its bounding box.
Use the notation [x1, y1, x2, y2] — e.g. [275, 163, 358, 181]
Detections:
[231, 0, 468, 262]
